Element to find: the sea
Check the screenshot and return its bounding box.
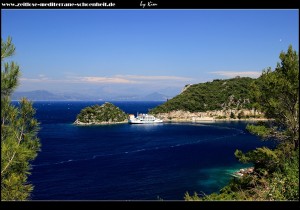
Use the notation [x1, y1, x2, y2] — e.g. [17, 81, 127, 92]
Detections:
[12, 101, 275, 200]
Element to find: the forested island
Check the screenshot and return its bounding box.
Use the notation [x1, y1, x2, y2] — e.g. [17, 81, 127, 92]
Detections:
[74, 102, 128, 125]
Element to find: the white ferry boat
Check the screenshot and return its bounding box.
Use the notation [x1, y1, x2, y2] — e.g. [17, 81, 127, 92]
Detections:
[128, 113, 163, 124]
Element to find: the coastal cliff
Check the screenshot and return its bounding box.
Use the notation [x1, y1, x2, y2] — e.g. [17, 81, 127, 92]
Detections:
[74, 102, 128, 125]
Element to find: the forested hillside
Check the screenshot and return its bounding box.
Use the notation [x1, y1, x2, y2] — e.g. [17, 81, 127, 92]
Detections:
[150, 77, 256, 114]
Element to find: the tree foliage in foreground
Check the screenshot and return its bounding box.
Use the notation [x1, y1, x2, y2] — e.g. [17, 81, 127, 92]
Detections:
[1, 37, 41, 200]
[247, 45, 299, 149]
[185, 45, 299, 201]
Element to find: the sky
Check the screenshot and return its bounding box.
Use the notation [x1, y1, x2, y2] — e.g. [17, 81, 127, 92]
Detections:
[2, 9, 299, 97]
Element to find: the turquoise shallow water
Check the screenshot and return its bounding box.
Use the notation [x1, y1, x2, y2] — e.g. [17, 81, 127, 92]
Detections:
[17, 101, 275, 200]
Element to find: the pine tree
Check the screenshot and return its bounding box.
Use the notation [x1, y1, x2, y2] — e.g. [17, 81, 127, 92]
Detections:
[1, 37, 41, 200]
[247, 45, 299, 150]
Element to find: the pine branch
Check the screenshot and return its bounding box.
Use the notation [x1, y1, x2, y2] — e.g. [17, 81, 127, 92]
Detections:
[1, 126, 24, 175]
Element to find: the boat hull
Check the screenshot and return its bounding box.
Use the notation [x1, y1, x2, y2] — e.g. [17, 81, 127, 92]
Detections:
[128, 120, 163, 124]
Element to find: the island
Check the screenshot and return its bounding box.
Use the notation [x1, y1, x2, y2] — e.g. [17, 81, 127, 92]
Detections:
[74, 102, 128, 125]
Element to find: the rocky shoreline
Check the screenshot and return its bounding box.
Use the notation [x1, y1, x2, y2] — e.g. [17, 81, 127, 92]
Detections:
[232, 167, 254, 178]
[73, 119, 128, 125]
[153, 109, 268, 123]
[73, 106, 269, 125]
[160, 118, 269, 123]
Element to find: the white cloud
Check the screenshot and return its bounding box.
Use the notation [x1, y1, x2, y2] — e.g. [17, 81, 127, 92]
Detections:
[20, 74, 194, 85]
[78, 76, 135, 84]
[210, 71, 261, 78]
[117, 75, 193, 81]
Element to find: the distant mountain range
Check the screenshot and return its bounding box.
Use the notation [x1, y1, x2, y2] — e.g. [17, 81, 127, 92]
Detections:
[140, 92, 169, 101]
[11, 90, 171, 101]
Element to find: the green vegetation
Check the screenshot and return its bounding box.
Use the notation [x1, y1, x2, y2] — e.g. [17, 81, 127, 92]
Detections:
[230, 112, 236, 119]
[185, 45, 299, 201]
[237, 111, 245, 119]
[76, 102, 128, 124]
[215, 116, 227, 119]
[248, 45, 299, 149]
[1, 37, 41, 200]
[150, 77, 256, 114]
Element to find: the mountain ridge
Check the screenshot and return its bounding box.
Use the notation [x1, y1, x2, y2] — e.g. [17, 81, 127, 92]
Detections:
[11, 90, 170, 101]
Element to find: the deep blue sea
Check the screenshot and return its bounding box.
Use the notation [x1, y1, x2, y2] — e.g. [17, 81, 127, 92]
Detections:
[13, 101, 275, 200]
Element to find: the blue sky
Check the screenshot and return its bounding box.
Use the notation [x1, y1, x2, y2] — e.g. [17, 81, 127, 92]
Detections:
[2, 9, 299, 97]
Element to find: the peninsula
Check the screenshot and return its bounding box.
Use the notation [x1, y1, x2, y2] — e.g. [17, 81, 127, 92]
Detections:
[74, 102, 128, 125]
[150, 77, 266, 122]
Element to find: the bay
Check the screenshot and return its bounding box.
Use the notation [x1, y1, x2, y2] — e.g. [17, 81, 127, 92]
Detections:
[12, 101, 275, 200]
